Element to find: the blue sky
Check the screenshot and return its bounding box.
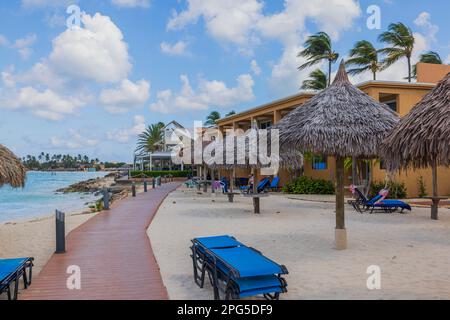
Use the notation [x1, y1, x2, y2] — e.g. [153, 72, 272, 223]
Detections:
[0, 0, 449, 162]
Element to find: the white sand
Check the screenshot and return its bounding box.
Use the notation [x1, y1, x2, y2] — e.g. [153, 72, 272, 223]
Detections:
[148, 187, 450, 300]
[0, 211, 96, 276]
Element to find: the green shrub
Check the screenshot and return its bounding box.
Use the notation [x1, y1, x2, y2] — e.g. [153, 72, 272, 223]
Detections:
[369, 181, 407, 199]
[417, 176, 428, 198]
[283, 176, 334, 195]
[130, 170, 190, 178]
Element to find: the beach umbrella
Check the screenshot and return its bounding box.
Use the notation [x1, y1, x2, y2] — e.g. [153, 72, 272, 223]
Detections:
[0, 144, 26, 188]
[275, 61, 399, 249]
[205, 128, 303, 211]
[381, 72, 450, 220]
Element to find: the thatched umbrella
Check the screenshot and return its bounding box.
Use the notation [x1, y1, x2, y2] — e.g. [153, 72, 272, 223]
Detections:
[381, 72, 450, 220]
[205, 128, 303, 211]
[0, 144, 27, 188]
[275, 61, 399, 249]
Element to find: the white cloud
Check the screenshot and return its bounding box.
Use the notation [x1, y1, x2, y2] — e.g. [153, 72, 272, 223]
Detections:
[111, 0, 150, 8]
[0, 34, 8, 46]
[414, 12, 439, 43]
[160, 41, 189, 56]
[0, 12, 145, 121]
[107, 115, 146, 143]
[51, 129, 99, 149]
[2, 68, 16, 88]
[167, 0, 361, 96]
[168, 0, 263, 46]
[13, 34, 37, 59]
[49, 13, 132, 83]
[21, 0, 75, 8]
[100, 79, 151, 114]
[1, 86, 86, 121]
[250, 59, 261, 75]
[150, 73, 254, 113]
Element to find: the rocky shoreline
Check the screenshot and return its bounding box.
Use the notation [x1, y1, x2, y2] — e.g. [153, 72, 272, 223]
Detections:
[55, 172, 135, 210]
[56, 172, 117, 193]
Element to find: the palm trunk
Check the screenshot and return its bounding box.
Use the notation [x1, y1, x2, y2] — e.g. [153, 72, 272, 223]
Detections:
[373, 71, 376, 81]
[407, 56, 412, 83]
[328, 60, 332, 87]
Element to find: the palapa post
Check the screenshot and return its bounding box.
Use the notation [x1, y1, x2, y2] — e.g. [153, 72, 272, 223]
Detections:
[381, 72, 450, 220]
[276, 61, 399, 250]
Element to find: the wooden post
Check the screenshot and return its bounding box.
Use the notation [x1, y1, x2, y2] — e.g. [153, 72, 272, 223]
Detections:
[203, 165, 208, 193]
[211, 169, 215, 194]
[132, 182, 136, 197]
[55, 210, 66, 254]
[335, 156, 347, 250]
[252, 168, 260, 214]
[253, 197, 260, 214]
[431, 163, 439, 220]
[102, 188, 110, 210]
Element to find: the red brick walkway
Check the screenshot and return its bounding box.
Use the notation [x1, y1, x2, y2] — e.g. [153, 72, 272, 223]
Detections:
[21, 182, 180, 300]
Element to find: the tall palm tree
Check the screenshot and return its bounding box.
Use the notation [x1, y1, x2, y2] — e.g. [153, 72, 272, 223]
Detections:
[136, 122, 165, 154]
[378, 22, 415, 82]
[225, 111, 236, 117]
[298, 32, 339, 86]
[412, 51, 443, 78]
[346, 40, 382, 80]
[301, 69, 327, 90]
[205, 111, 221, 127]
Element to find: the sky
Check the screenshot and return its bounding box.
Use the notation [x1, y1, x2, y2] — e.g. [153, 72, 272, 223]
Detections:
[0, 0, 449, 163]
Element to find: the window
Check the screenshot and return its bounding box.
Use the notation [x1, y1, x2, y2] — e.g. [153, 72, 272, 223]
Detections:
[312, 155, 328, 170]
[259, 121, 272, 129]
[379, 93, 399, 112]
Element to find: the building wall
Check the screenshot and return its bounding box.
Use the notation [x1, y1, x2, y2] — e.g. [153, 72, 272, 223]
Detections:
[216, 76, 449, 198]
[416, 63, 450, 84]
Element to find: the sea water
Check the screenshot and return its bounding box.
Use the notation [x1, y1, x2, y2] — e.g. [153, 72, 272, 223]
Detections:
[0, 171, 107, 222]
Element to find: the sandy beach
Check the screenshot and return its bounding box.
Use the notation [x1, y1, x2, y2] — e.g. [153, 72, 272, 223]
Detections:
[0, 211, 97, 276]
[148, 186, 450, 300]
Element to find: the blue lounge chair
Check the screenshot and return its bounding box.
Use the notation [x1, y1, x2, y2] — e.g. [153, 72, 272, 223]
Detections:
[269, 176, 280, 191]
[0, 258, 34, 300]
[352, 188, 411, 214]
[240, 177, 271, 194]
[191, 236, 288, 300]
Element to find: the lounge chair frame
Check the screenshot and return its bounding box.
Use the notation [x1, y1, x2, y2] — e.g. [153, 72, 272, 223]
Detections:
[0, 258, 34, 300]
[191, 238, 288, 300]
[350, 188, 411, 214]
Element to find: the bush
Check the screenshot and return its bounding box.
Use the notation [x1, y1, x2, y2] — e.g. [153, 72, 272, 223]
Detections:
[130, 170, 190, 178]
[369, 181, 407, 199]
[283, 176, 334, 195]
[417, 176, 428, 198]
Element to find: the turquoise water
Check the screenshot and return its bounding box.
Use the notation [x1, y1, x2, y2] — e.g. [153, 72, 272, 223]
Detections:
[0, 171, 107, 222]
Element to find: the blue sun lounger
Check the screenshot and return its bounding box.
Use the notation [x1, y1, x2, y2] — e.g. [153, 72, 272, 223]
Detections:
[240, 178, 271, 194]
[0, 258, 34, 300]
[269, 176, 280, 191]
[191, 236, 288, 300]
[352, 188, 411, 214]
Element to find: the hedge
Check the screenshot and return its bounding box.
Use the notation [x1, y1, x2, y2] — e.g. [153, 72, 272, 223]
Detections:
[282, 176, 335, 195]
[130, 170, 190, 178]
[369, 181, 407, 199]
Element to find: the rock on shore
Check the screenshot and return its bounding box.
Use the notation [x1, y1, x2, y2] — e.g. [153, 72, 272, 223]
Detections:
[56, 173, 117, 193]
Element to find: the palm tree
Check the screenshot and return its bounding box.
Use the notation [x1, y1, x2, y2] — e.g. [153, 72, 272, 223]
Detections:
[225, 111, 236, 117]
[412, 51, 443, 78]
[301, 69, 327, 90]
[205, 111, 221, 127]
[136, 122, 165, 154]
[378, 22, 415, 82]
[346, 40, 382, 80]
[298, 32, 339, 86]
